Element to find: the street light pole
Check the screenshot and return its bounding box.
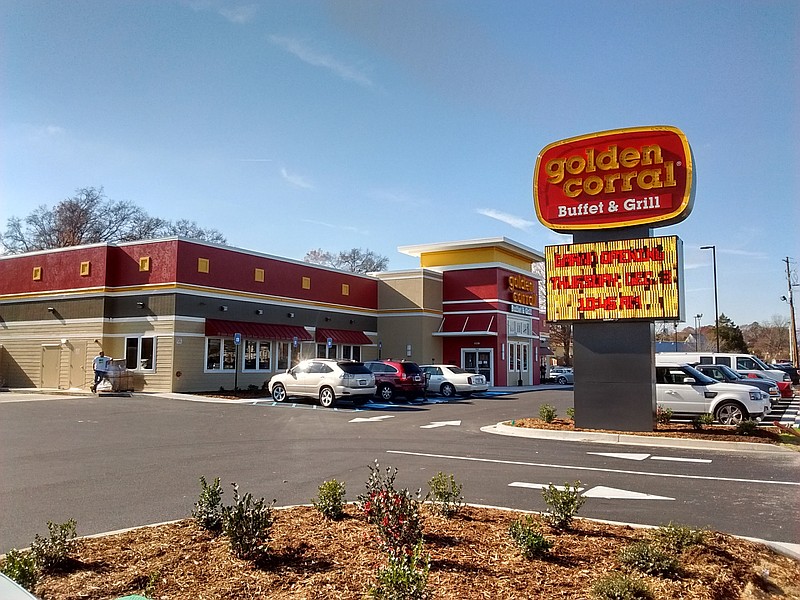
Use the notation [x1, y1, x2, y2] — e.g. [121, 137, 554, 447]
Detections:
[700, 245, 720, 352]
[694, 313, 703, 351]
[783, 257, 799, 366]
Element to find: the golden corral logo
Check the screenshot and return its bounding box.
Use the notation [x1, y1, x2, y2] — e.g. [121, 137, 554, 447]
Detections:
[533, 126, 694, 231]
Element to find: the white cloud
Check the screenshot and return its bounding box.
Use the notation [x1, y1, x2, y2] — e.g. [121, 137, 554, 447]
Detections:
[281, 167, 314, 189]
[476, 208, 535, 231]
[219, 4, 257, 24]
[301, 219, 368, 236]
[269, 35, 374, 89]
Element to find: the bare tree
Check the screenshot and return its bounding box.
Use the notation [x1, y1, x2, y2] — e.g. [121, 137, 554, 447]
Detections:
[742, 315, 791, 361]
[548, 323, 573, 366]
[304, 248, 389, 274]
[1, 187, 226, 253]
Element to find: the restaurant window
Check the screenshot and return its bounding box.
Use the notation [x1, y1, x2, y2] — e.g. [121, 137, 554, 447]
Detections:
[243, 340, 271, 371]
[317, 343, 338, 359]
[341, 345, 361, 361]
[125, 337, 155, 371]
[206, 338, 236, 371]
[277, 341, 291, 371]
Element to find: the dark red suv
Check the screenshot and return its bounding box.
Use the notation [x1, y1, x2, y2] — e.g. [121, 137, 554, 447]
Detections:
[364, 360, 426, 401]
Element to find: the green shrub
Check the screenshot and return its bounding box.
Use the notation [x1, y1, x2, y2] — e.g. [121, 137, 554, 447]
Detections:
[358, 461, 423, 557]
[691, 413, 714, 430]
[369, 540, 430, 599]
[566, 407, 575, 420]
[542, 481, 585, 530]
[648, 522, 706, 553]
[426, 472, 464, 517]
[1, 549, 38, 591]
[619, 540, 680, 577]
[655, 405, 673, 425]
[592, 572, 653, 599]
[538, 403, 557, 423]
[508, 515, 552, 559]
[31, 518, 77, 571]
[736, 419, 759, 436]
[222, 483, 275, 561]
[313, 479, 347, 520]
[193, 475, 224, 532]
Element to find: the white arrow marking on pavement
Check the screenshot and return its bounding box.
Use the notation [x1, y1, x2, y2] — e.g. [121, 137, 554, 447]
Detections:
[509, 482, 585, 493]
[588, 452, 651, 461]
[420, 420, 462, 429]
[588, 452, 711, 464]
[349, 415, 395, 423]
[581, 486, 674, 500]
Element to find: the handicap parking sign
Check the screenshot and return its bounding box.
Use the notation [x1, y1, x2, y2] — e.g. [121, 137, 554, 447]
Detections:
[234, 332, 241, 345]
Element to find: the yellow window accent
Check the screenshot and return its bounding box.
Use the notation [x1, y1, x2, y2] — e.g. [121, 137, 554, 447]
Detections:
[302, 276, 311, 290]
[139, 256, 151, 272]
[80, 261, 91, 276]
[198, 257, 210, 273]
[254, 268, 265, 282]
[32, 266, 42, 281]
[341, 283, 350, 296]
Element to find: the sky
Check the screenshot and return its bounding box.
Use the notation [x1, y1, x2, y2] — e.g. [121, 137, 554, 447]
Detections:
[1, 0, 798, 329]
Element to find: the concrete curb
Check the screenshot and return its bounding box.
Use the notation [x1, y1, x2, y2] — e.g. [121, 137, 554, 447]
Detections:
[483, 422, 794, 453]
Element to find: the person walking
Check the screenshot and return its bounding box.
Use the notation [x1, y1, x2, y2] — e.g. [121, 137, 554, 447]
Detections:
[91, 351, 110, 392]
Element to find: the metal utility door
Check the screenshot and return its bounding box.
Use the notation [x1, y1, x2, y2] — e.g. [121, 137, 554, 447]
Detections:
[69, 341, 87, 389]
[41, 345, 61, 388]
[463, 349, 493, 385]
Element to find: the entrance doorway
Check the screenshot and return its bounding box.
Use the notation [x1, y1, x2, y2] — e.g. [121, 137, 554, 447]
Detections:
[462, 349, 492, 385]
[41, 345, 61, 388]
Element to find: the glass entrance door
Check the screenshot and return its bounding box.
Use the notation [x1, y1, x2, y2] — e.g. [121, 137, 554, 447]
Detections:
[463, 349, 493, 385]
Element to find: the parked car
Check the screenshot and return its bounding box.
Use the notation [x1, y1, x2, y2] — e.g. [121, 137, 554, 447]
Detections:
[769, 363, 799, 385]
[655, 352, 789, 382]
[364, 360, 426, 401]
[692, 363, 781, 404]
[0, 574, 38, 600]
[655, 362, 770, 425]
[420, 364, 489, 397]
[269, 359, 376, 407]
[742, 371, 794, 398]
[548, 366, 574, 385]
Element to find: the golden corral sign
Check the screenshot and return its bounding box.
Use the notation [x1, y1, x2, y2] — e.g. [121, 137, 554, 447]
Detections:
[534, 126, 694, 231]
[546, 236, 684, 322]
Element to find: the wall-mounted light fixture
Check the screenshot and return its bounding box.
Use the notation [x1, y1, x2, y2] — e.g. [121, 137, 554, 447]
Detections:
[255, 309, 264, 315]
[47, 307, 55, 312]
[324, 317, 332, 322]
[136, 301, 145, 308]
[349, 319, 355, 324]
[220, 305, 228, 312]
[60, 338, 68, 345]
[287, 312, 295, 318]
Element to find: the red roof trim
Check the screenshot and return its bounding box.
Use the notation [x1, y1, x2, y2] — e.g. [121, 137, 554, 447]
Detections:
[315, 328, 373, 345]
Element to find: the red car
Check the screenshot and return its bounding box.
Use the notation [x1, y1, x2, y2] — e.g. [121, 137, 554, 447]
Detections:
[744, 372, 794, 398]
[364, 360, 426, 401]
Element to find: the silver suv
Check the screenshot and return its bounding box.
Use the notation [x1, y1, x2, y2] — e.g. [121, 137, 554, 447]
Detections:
[655, 363, 769, 425]
[269, 359, 376, 407]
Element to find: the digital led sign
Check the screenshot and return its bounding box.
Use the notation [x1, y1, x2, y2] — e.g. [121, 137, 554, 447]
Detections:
[545, 236, 683, 322]
[533, 126, 694, 231]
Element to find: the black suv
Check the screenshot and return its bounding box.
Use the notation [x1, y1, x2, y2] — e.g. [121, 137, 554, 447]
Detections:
[364, 360, 426, 401]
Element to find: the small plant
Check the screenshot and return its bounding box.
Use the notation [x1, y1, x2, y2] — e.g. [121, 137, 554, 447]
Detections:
[358, 461, 423, 557]
[313, 479, 347, 520]
[1, 549, 38, 591]
[691, 413, 714, 430]
[542, 481, 585, 530]
[619, 540, 680, 577]
[508, 514, 552, 559]
[193, 475, 224, 532]
[222, 483, 275, 561]
[538, 403, 557, 423]
[592, 572, 653, 599]
[655, 405, 673, 425]
[369, 540, 430, 599]
[648, 522, 706, 553]
[426, 472, 464, 517]
[736, 419, 759, 436]
[566, 407, 575, 420]
[143, 569, 161, 598]
[31, 518, 77, 571]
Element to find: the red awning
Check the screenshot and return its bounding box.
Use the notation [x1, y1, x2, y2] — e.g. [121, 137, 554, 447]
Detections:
[315, 328, 373, 345]
[205, 319, 312, 341]
[435, 313, 497, 335]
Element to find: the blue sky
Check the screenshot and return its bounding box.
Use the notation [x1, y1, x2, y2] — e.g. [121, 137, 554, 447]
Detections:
[2, 0, 798, 328]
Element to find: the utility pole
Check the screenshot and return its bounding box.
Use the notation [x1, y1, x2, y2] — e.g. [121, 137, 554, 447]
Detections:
[783, 257, 799, 365]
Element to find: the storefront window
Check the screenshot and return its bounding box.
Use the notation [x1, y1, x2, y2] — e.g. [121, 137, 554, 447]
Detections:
[243, 340, 271, 371]
[277, 342, 290, 371]
[125, 336, 155, 371]
[206, 338, 235, 371]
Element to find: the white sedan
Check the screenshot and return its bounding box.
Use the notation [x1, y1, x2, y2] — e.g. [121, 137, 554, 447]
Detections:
[420, 364, 489, 397]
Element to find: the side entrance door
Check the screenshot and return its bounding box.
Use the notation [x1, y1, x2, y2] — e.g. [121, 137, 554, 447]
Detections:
[41, 345, 61, 388]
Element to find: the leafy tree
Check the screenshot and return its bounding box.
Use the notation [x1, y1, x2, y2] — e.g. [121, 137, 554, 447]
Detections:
[716, 313, 748, 353]
[304, 247, 389, 273]
[1, 187, 226, 253]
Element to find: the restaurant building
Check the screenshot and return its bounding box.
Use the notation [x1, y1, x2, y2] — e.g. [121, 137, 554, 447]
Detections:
[0, 237, 546, 392]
